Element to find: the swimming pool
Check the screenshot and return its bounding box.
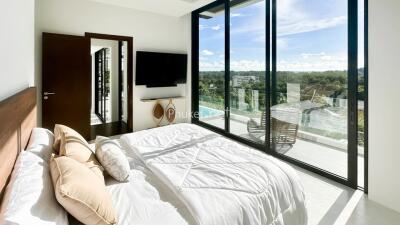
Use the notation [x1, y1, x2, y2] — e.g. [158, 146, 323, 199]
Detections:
[199, 106, 224, 118]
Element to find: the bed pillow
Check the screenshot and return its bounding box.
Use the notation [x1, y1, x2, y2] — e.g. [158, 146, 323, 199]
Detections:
[95, 136, 130, 182]
[60, 130, 104, 182]
[49, 156, 118, 225]
[0, 151, 68, 225]
[53, 124, 86, 153]
[26, 127, 55, 162]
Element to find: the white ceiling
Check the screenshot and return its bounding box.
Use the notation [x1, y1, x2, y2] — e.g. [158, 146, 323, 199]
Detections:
[87, 0, 215, 17]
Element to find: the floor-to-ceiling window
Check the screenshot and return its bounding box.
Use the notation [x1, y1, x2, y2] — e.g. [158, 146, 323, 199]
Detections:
[192, 0, 367, 190]
[273, 0, 349, 178]
[197, 3, 226, 129]
[229, 0, 267, 143]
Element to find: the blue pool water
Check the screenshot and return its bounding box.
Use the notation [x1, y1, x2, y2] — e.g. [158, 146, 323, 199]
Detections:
[199, 106, 224, 118]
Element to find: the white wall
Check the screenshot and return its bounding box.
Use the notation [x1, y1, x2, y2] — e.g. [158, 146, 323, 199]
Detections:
[35, 0, 191, 131]
[369, 0, 400, 213]
[0, 0, 35, 101]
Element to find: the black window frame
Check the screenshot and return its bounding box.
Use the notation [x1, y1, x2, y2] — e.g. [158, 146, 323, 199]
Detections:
[94, 48, 109, 123]
[192, 0, 368, 191]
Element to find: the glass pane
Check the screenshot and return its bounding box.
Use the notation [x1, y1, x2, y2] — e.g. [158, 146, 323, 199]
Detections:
[229, 0, 266, 142]
[358, 0, 365, 188]
[274, 0, 348, 178]
[198, 5, 225, 129]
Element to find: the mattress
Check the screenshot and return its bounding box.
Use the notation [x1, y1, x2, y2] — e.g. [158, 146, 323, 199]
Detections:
[121, 123, 308, 225]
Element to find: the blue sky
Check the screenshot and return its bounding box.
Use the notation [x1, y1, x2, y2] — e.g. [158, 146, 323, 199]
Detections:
[199, 0, 364, 72]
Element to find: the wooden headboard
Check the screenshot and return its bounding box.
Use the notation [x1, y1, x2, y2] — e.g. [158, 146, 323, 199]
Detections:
[0, 87, 37, 200]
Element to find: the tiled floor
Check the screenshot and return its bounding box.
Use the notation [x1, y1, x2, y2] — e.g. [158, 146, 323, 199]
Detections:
[296, 166, 400, 225]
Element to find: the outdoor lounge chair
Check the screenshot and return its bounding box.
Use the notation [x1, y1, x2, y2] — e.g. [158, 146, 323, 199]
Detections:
[247, 111, 299, 145]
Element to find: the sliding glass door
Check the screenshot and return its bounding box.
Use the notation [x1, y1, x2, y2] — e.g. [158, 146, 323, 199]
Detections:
[192, 0, 366, 190]
[273, 0, 349, 178]
[229, 0, 267, 144]
[197, 3, 226, 129]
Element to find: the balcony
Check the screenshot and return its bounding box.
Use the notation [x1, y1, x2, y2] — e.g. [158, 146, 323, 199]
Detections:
[199, 102, 365, 187]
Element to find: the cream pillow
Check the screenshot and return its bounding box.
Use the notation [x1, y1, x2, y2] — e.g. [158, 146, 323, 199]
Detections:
[53, 124, 86, 153]
[49, 156, 118, 225]
[60, 131, 104, 182]
[95, 136, 130, 182]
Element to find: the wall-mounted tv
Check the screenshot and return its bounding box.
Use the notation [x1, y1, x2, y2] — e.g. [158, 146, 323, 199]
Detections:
[136, 51, 187, 87]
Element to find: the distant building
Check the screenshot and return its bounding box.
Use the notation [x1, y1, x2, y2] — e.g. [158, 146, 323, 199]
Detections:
[232, 76, 258, 87]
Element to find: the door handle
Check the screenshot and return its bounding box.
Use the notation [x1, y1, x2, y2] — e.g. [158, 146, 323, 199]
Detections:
[44, 92, 56, 95]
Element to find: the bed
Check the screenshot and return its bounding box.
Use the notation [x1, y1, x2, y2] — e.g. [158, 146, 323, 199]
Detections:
[0, 88, 307, 225]
[120, 123, 307, 225]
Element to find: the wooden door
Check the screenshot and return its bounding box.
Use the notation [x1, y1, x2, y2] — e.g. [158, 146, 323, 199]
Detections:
[42, 33, 91, 139]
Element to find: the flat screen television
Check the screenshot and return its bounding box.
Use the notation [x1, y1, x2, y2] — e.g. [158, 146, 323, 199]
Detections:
[136, 51, 187, 87]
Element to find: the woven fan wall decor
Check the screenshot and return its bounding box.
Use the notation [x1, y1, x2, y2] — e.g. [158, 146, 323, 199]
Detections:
[165, 99, 176, 124]
[152, 100, 164, 126]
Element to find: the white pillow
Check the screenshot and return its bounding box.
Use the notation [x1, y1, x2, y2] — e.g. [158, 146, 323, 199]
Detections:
[95, 136, 130, 182]
[0, 151, 68, 225]
[26, 128, 55, 162]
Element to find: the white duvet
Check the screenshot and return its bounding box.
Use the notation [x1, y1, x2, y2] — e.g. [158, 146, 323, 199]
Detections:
[100, 142, 193, 225]
[121, 123, 307, 225]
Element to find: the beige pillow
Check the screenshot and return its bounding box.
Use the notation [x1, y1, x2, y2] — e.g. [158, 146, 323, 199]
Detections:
[60, 131, 104, 182]
[50, 156, 118, 225]
[53, 124, 87, 152]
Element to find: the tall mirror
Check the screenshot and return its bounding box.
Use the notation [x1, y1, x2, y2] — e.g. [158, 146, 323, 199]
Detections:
[89, 36, 131, 138]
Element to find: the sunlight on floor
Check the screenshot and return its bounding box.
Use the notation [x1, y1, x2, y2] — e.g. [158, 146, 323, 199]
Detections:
[333, 191, 364, 225]
[296, 166, 400, 225]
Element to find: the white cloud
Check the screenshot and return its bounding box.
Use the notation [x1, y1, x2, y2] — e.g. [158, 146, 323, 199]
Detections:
[201, 50, 214, 56]
[277, 0, 347, 36]
[301, 52, 326, 59]
[204, 0, 347, 44]
[200, 53, 347, 72]
[211, 25, 222, 31]
[200, 59, 266, 71]
[231, 13, 244, 18]
[278, 16, 347, 37]
[200, 60, 225, 71]
[231, 60, 265, 71]
[278, 53, 347, 71]
[200, 24, 223, 31]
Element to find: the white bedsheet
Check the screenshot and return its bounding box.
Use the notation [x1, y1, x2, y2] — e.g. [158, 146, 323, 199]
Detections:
[121, 123, 307, 225]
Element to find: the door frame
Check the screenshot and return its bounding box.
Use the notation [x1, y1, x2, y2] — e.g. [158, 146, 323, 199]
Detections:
[85, 32, 133, 132]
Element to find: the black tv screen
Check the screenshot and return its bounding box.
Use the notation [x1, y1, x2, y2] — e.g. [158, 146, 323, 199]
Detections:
[136, 51, 187, 87]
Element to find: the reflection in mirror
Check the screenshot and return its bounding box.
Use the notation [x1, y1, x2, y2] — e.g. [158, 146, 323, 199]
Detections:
[90, 38, 128, 138]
